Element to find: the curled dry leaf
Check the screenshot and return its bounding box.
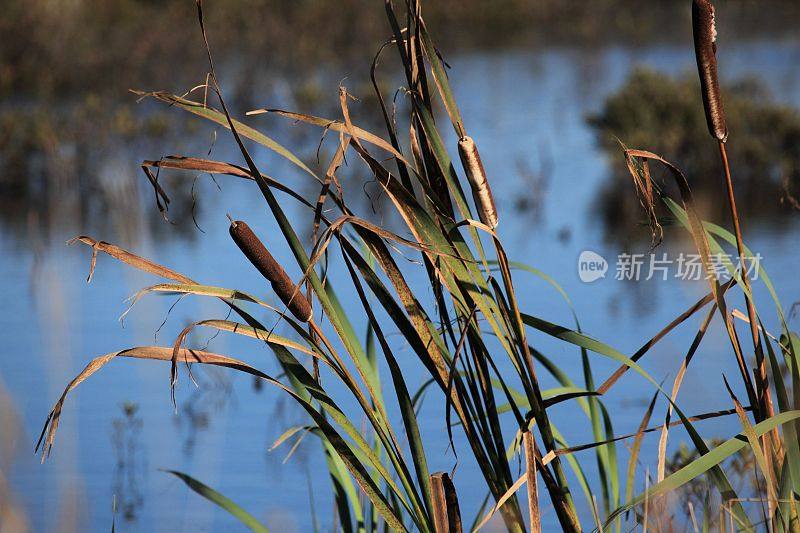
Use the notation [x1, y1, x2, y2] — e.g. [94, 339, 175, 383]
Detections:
[36, 346, 269, 461]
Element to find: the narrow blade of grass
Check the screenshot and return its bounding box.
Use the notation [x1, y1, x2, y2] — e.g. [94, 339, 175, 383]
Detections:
[164, 470, 269, 533]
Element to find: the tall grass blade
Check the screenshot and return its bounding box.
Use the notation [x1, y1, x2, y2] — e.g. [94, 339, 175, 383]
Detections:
[164, 470, 270, 533]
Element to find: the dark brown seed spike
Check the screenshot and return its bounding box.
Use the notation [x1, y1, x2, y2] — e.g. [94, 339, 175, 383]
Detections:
[229, 220, 312, 322]
[692, 0, 728, 142]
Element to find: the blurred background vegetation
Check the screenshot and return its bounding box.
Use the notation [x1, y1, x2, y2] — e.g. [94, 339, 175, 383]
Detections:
[2, 0, 800, 247]
[590, 68, 800, 244]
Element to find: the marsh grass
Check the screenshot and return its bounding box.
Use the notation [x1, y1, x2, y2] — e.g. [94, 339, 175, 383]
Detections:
[36, 0, 800, 531]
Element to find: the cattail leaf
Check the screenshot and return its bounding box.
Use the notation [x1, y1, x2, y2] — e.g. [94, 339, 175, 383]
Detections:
[350, 141, 514, 357]
[132, 91, 322, 182]
[142, 14, 388, 434]
[321, 437, 363, 533]
[192, 48, 388, 440]
[345, 235, 451, 386]
[246, 108, 412, 167]
[271, 338, 421, 526]
[189, 319, 321, 360]
[341, 248, 435, 530]
[764, 331, 800, 506]
[60, 237, 416, 529]
[142, 156, 320, 214]
[69, 236, 194, 284]
[46, 2, 800, 530]
[36, 346, 274, 459]
[545, 407, 745, 461]
[657, 305, 716, 483]
[275, 383, 410, 532]
[472, 473, 527, 532]
[412, 99, 475, 224]
[521, 313, 656, 387]
[722, 377, 780, 506]
[624, 391, 658, 523]
[548, 424, 595, 517]
[596, 281, 724, 395]
[38, 341, 412, 531]
[605, 411, 800, 529]
[522, 307, 748, 528]
[418, 20, 464, 137]
[691, 212, 790, 329]
[164, 470, 269, 533]
[625, 151, 758, 421]
[129, 283, 279, 312]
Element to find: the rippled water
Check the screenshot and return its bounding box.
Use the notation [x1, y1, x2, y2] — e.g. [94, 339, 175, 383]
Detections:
[3, 40, 800, 531]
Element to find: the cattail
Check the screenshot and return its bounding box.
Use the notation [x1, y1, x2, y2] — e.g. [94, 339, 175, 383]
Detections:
[457, 136, 499, 229]
[229, 220, 312, 322]
[692, 0, 728, 142]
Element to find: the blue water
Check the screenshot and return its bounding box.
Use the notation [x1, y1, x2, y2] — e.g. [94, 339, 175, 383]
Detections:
[3, 40, 800, 531]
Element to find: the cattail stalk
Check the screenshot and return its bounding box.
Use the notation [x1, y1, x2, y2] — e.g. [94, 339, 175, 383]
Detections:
[694, 0, 765, 400]
[457, 136, 499, 229]
[692, 0, 727, 143]
[693, 0, 777, 485]
[229, 219, 312, 322]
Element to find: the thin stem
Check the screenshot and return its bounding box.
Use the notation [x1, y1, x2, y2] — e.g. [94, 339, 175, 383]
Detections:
[717, 141, 770, 416]
[718, 141, 779, 526]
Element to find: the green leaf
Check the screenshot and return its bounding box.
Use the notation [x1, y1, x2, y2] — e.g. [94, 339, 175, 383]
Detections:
[606, 410, 800, 528]
[164, 470, 269, 533]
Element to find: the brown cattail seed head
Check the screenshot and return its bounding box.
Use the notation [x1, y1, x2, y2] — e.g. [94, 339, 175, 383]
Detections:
[692, 0, 728, 142]
[457, 136, 499, 229]
[229, 220, 312, 322]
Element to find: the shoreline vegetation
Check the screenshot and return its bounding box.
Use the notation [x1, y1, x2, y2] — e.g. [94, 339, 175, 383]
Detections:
[2, 1, 799, 246]
[32, 0, 800, 531]
[4, 0, 800, 99]
[590, 67, 800, 245]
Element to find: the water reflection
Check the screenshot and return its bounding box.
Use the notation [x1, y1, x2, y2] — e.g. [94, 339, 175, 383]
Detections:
[4, 2, 800, 248]
[174, 367, 234, 456]
[510, 145, 553, 222]
[110, 402, 145, 524]
[0, 380, 28, 532]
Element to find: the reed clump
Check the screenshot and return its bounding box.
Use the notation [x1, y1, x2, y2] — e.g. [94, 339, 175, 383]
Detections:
[35, 1, 800, 532]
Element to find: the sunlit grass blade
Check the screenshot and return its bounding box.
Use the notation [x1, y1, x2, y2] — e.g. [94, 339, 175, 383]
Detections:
[722, 377, 780, 512]
[245, 108, 410, 165]
[164, 470, 270, 533]
[626, 391, 659, 523]
[132, 90, 321, 182]
[605, 411, 800, 529]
